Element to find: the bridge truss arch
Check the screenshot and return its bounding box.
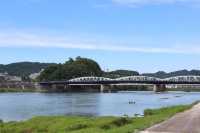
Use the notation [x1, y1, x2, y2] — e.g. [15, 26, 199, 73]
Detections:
[164, 76, 200, 83]
[68, 77, 113, 82]
[115, 76, 160, 82]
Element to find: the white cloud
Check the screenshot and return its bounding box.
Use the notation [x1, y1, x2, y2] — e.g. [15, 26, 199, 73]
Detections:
[112, 0, 200, 6]
[0, 31, 200, 54]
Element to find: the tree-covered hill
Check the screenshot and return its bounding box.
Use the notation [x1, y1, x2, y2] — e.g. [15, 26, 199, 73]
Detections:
[38, 57, 103, 81]
[0, 62, 55, 77]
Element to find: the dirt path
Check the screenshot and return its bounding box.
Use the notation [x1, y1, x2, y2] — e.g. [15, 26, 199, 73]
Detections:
[141, 103, 200, 133]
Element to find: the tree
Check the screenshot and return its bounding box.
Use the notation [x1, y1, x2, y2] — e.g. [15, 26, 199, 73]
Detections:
[38, 65, 59, 81]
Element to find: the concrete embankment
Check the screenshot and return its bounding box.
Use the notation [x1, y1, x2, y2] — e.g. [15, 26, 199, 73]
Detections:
[0, 82, 41, 92]
[0, 82, 102, 92]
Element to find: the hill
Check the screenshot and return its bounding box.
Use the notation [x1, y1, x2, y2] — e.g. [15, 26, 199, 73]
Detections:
[38, 57, 102, 81]
[143, 70, 200, 79]
[0, 62, 55, 77]
[103, 70, 139, 78]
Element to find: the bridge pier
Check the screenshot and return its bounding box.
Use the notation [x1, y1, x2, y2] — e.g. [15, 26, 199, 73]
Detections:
[153, 84, 167, 92]
[52, 84, 57, 90]
[100, 85, 105, 93]
[100, 85, 113, 93]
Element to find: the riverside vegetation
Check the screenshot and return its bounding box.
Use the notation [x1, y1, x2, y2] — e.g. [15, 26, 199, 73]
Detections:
[0, 103, 196, 133]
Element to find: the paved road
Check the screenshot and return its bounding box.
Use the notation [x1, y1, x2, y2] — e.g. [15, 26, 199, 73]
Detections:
[141, 103, 200, 133]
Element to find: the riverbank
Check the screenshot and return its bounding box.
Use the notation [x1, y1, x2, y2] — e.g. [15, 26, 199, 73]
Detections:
[167, 88, 200, 92]
[0, 85, 151, 93]
[0, 103, 196, 133]
[0, 88, 46, 93]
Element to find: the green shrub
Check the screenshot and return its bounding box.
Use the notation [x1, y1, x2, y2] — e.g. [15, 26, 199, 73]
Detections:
[144, 109, 155, 116]
[100, 124, 112, 130]
[67, 123, 88, 131]
[111, 117, 132, 127]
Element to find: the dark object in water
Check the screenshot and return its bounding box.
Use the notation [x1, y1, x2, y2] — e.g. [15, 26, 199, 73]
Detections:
[129, 101, 136, 104]
[175, 96, 182, 98]
[160, 97, 169, 100]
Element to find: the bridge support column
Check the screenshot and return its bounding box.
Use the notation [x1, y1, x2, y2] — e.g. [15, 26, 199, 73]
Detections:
[64, 84, 67, 90]
[100, 85, 104, 93]
[100, 85, 113, 93]
[51, 84, 57, 91]
[21, 85, 25, 90]
[153, 84, 167, 92]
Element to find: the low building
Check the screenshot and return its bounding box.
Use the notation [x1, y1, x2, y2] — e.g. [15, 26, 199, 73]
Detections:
[0, 72, 22, 82]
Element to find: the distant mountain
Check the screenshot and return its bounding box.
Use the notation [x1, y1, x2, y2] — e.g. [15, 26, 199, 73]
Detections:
[143, 69, 200, 79]
[104, 70, 139, 78]
[0, 62, 55, 77]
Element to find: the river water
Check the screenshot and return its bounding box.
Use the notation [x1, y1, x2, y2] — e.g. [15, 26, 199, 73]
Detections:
[0, 91, 200, 122]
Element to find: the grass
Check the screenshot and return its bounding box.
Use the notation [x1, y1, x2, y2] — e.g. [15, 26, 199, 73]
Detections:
[0, 102, 197, 133]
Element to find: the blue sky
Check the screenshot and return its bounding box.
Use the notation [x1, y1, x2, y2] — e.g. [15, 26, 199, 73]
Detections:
[1, 0, 200, 72]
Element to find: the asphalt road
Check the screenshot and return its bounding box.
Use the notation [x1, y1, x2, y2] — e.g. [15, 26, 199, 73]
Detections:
[141, 103, 200, 133]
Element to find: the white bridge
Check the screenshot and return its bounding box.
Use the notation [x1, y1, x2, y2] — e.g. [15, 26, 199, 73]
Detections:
[40, 76, 200, 92]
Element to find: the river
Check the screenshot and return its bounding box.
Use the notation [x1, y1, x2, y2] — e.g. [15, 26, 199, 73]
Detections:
[0, 91, 200, 122]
